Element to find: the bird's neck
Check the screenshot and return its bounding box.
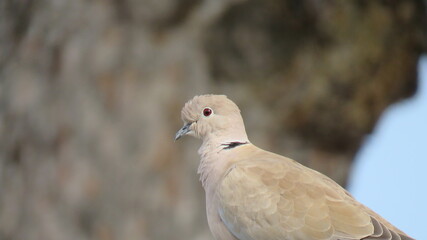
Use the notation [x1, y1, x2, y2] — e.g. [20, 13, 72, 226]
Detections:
[197, 133, 249, 191]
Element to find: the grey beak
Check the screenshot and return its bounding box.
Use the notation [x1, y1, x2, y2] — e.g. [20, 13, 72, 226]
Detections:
[175, 123, 192, 141]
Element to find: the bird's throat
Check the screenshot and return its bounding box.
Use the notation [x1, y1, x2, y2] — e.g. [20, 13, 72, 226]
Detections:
[197, 139, 248, 190]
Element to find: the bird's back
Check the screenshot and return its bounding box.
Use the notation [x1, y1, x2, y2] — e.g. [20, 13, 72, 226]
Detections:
[216, 145, 413, 240]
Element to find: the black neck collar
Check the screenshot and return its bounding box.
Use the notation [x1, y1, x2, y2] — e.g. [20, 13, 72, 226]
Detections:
[221, 141, 249, 150]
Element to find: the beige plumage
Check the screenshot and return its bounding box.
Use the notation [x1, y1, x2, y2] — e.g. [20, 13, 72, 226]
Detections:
[175, 94, 413, 240]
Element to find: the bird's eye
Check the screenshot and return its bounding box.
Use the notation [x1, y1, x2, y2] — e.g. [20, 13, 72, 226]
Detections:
[203, 107, 213, 117]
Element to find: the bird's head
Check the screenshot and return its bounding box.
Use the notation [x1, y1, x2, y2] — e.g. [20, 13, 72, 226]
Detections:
[175, 95, 248, 143]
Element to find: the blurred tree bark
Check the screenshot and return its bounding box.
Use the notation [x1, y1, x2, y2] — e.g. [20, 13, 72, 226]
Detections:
[0, 1, 425, 240]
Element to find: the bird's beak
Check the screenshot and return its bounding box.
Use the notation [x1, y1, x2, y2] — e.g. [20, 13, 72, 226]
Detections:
[175, 122, 192, 141]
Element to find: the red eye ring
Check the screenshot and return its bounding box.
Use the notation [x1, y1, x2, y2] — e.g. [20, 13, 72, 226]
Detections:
[203, 107, 213, 117]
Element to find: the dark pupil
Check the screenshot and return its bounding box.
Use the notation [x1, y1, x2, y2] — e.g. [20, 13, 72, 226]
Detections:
[203, 108, 212, 116]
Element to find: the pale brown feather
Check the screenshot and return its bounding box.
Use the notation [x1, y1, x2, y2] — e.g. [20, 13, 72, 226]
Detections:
[217, 145, 413, 240]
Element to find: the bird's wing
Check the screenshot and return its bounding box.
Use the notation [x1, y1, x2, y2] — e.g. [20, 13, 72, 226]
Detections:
[217, 154, 410, 240]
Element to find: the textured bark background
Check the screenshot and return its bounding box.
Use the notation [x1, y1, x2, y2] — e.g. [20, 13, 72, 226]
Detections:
[0, 1, 425, 240]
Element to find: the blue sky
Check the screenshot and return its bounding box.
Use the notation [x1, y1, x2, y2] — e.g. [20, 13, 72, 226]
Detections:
[349, 55, 427, 239]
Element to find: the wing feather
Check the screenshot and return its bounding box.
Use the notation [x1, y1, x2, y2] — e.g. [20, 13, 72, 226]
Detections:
[217, 152, 413, 240]
[217, 157, 374, 240]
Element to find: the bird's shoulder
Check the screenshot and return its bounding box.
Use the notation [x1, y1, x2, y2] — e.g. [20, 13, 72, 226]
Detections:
[217, 148, 375, 240]
[221, 148, 346, 199]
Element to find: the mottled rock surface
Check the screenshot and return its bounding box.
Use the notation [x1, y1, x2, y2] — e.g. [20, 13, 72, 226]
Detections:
[0, 1, 425, 240]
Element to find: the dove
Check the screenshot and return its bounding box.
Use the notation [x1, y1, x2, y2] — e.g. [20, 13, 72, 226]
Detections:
[175, 94, 413, 240]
